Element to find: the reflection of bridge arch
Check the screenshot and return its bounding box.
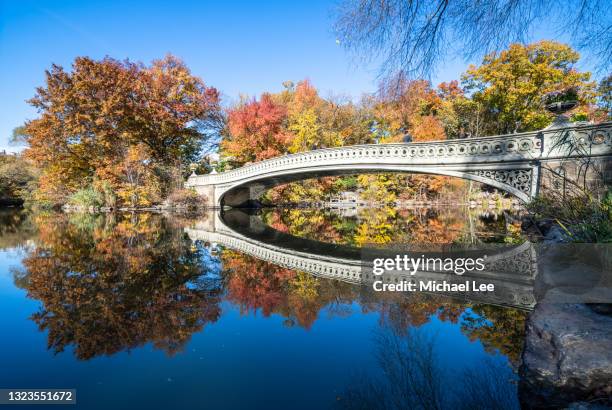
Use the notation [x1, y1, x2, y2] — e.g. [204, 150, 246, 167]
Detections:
[185, 210, 538, 310]
[186, 123, 612, 206]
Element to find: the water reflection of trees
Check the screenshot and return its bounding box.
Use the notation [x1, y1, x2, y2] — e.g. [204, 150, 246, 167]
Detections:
[12, 211, 526, 365]
[222, 252, 527, 364]
[334, 320, 520, 410]
[13, 213, 222, 360]
[0, 209, 36, 250]
[262, 207, 522, 246]
[222, 250, 360, 329]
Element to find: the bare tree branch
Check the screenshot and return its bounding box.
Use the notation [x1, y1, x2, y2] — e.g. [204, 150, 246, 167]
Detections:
[334, 0, 611, 78]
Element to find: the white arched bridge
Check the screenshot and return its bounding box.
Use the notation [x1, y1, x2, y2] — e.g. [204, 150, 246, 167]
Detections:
[187, 122, 612, 207]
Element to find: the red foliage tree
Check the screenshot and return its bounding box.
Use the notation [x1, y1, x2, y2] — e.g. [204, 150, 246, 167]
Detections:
[222, 94, 293, 163]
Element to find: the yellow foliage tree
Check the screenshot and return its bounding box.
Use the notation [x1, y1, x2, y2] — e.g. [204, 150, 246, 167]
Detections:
[462, 41, 596, 134]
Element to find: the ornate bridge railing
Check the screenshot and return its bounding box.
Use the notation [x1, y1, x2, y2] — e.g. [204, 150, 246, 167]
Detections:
[187, 122, 612, 205]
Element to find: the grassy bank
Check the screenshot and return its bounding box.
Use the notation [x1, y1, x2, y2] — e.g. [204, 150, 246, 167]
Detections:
[527, 189, 612, 243]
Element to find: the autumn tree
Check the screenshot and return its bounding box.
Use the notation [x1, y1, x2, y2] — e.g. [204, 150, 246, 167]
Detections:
[285, 80, 374, 152]
[285, 80, 324, 153]
[437, 80, 484, 139]
[279, 81, 376, 201]
[597, 74, 612, 120]
[221, 94, 292, 164]
[462, 41, 596, 134]
[363, 76, 451, 201]
[22, 55, 221, 206]
[115, 145, 162, 207]
[220, 77, 475, 203]
[374, 76, 445, 143]
[222, 80, 375, 202]
[222, 79, 375, 167]
[324, 95, 375, 146]
[0, 154, 38, 205]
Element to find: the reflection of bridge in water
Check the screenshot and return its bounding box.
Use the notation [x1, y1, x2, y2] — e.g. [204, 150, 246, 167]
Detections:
[186, 210, 538, 310]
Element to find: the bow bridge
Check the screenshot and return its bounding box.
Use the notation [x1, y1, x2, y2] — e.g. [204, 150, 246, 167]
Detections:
[187, 122, 612, 207]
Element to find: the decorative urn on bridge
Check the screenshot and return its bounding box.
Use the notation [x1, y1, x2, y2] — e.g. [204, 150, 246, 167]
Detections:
[206, 153, 220, 174]
[189, 162, 198, 176]
[542, 87, 579, 128]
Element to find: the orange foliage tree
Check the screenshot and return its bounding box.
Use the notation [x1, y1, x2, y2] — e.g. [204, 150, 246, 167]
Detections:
[22, 55, 221, 206]
[374, 76, 446, 142]
[221, 80, 376, 202]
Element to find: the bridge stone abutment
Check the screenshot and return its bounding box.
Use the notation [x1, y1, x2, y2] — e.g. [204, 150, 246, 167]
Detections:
[539, 157, 612, 198]
[186, 122, 612, 208]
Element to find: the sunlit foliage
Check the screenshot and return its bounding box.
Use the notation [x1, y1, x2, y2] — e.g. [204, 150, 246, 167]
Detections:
[21, 55, 221, 206]
[462, 41, 596, 134]
[0, 154, 38, 205]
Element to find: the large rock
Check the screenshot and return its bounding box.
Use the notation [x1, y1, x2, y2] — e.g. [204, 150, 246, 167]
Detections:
[519, 303, 612, 408]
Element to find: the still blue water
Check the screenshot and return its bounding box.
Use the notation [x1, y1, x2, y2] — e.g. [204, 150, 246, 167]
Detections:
[0, 210, 520, 409]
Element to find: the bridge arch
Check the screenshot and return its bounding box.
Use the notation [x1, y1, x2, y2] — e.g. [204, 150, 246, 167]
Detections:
[216, 163, 537, 207]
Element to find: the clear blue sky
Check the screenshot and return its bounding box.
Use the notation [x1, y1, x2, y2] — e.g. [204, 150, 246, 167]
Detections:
[0, 0, 597, 152]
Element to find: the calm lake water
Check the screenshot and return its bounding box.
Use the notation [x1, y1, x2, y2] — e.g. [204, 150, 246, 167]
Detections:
[0, 207, 526, 410]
